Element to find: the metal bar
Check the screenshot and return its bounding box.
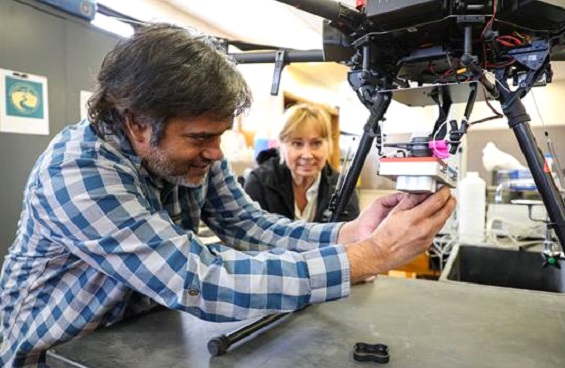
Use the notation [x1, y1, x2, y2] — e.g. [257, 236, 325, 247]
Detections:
[230, 50, 325, 64]
[329, 92, 392, 222]
[208, 313, 290, 356]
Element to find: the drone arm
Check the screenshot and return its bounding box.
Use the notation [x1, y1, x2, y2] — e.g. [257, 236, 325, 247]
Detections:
[230, 49, 325, 64]
[230, 49, 325, 96]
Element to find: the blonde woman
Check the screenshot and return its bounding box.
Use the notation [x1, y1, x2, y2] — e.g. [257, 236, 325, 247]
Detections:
[244, 103, 359, 222]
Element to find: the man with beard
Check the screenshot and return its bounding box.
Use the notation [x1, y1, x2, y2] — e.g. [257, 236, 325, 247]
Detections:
[0, 23, 456, 368]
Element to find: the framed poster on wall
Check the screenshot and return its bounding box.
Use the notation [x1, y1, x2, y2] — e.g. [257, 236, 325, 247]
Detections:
[0, 68, 49, 135]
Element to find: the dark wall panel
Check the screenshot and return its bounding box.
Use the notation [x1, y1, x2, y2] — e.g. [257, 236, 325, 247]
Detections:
[0, 0, 119, 268]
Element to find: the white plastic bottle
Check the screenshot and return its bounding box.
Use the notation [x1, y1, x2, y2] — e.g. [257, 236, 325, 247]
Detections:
[458, 171, 486, 244]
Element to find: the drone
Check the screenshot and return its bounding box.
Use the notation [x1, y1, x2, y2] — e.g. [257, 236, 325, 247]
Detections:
[205, 0, 565, 350]
[230, 0, 565, 262]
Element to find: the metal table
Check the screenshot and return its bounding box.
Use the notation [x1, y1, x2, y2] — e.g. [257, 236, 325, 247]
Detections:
[47, 277, 565, 368]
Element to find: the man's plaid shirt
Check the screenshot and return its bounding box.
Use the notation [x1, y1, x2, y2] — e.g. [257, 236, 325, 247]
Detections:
[0, 120, 350, 367]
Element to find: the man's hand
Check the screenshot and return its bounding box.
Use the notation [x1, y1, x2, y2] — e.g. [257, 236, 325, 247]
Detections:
[355, 191, 410, 241]
[344, 186, 456, 283]
[338, 191, 407, 244]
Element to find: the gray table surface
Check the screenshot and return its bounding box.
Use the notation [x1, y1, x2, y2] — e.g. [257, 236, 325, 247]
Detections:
[47, 277, 565, 368]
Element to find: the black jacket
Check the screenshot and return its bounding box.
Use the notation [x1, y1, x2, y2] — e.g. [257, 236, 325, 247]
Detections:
[244, 157, 360, 222]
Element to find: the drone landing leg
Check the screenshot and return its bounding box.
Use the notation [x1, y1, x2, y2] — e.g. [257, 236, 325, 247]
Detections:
[510, 118, 565, 248]
[327, 91, 392, 222]
[497, 70, 565, 249]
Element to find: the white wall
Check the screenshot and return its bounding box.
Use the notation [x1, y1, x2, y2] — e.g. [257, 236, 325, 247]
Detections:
[236, 64, 284, 137]
[97, 0, 231, 37]
[237, 63, 352, 138]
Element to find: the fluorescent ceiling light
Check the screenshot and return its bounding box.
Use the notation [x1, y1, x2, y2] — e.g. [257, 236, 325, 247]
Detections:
[91, 12, 135, 38]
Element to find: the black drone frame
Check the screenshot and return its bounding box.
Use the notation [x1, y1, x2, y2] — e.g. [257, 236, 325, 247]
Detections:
[212, 0, 565, 355]
[232, 0, 565, 262]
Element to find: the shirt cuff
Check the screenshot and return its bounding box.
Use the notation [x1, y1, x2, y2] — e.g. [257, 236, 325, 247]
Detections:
[303, 244, 350, 303]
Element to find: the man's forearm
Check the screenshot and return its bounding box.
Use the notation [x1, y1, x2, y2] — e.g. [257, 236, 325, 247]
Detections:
[344, 240, 386, 284]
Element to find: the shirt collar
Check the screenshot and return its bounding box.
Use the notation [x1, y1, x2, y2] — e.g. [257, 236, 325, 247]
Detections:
[305, 172, 322, 201]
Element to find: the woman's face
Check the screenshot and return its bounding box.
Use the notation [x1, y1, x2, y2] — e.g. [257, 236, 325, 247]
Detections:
[281, 119, 330, 182]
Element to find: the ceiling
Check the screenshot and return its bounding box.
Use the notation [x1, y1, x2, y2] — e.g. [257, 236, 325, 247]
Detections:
[162, 0, 355, 91]
[161, 0, 357, 50]
[97, 0, 565, 86]
[95, 0, 353, 91]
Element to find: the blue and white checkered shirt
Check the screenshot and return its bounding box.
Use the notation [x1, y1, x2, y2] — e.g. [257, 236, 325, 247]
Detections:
[0, 120, 350, 367]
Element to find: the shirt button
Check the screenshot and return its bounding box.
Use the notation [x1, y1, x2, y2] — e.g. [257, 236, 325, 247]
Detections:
[188, 288, 200, 296]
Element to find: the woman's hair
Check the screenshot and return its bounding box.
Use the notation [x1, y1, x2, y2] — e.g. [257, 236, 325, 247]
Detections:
[278, 103, 333, 153]
[88, 23, 252, 145]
